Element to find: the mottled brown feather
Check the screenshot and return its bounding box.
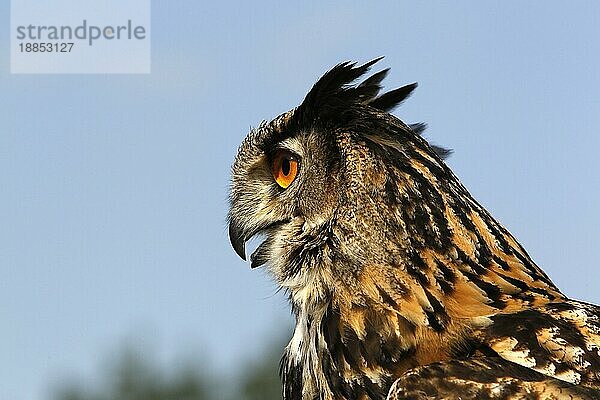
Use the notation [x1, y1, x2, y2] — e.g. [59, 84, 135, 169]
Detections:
[228, 59, 600, 400]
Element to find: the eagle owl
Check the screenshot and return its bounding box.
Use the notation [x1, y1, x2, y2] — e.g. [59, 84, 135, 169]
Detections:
[227, 58, 600, 399]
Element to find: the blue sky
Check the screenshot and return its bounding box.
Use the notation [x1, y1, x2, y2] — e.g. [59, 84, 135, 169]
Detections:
[1, 2, 599, 399]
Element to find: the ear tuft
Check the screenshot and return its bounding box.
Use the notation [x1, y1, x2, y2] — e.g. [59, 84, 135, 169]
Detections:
[368, 83, 418, 112]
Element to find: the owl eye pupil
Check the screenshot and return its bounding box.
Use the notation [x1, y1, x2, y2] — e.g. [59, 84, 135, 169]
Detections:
[281, 158, 291, 176]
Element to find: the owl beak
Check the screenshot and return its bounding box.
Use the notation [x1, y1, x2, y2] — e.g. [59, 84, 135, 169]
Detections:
[228, 219, 247, 261]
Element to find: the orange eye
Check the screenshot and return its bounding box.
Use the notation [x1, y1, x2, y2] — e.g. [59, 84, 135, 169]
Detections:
[272, 150, 299, 189]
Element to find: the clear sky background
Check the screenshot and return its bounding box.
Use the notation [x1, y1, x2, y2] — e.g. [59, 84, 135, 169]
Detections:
[1, 2, 599, 399]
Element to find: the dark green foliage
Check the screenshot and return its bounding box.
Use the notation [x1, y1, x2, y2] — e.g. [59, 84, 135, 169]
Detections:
[237, 337, 286, 400]
[51, 337, 286, 400]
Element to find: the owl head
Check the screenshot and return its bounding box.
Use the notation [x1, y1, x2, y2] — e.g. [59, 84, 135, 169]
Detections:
[228, 58, 452, 293]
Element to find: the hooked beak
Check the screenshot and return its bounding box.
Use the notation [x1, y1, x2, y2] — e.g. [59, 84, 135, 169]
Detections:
[228, 219, 247, 261]
[228, 218, 288, 268]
